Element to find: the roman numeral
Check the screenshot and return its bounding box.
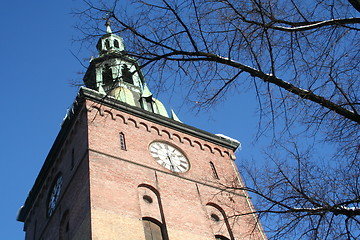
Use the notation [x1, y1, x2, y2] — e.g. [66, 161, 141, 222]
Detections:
[180, 159, 187, 164]
[150, 148, 159, 153]
[179, 164, 187, 171]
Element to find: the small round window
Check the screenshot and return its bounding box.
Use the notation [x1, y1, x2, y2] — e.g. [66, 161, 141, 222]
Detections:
[143, 195, 153, 204]
[211, 213, 220, 222]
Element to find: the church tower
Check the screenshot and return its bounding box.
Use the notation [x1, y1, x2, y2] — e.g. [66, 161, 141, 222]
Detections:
[17, 22, 266, 240]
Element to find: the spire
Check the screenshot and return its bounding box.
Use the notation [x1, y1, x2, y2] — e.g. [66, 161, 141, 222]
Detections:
[105, 19, 112, 33]
[171, 109, 182, 122]
[141, 83, 153, 98]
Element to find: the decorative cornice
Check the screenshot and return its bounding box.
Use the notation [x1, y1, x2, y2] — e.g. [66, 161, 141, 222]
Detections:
[80, 87, 240, 150]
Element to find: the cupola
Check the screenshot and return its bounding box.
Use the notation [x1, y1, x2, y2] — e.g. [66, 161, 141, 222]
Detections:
[83, 20, 182, 121]
[96, 20, 125, 55]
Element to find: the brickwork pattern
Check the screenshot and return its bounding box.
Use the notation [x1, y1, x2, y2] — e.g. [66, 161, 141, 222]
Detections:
[22, 99, 265, 240]
[24, 107, 91, 240]
[87, 100, 265, 240]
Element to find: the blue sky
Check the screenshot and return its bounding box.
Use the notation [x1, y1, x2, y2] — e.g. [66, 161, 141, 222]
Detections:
[0, 1, 261, 239]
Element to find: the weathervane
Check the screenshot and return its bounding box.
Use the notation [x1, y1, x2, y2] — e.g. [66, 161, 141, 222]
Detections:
[103, 13, 113, 34]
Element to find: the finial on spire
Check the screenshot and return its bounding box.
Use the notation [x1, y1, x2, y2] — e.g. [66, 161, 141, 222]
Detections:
[105, 19, 112, 34]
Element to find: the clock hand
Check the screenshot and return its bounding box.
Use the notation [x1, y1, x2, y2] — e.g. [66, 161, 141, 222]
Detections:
[166, 154, 175, 171]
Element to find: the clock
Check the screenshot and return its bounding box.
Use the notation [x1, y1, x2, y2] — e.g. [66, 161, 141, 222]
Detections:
[47, 174, 63, 217]
[149, 141, 190, 173]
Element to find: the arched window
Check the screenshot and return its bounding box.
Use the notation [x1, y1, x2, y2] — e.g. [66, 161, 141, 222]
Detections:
[122, 64, 134, 84]
[114, 39, 119, 48]
[59, 211, 69, 240]
[142, 96, 155, 113]
[105, 39, 110, 49]
[32, 220, 37, 240]
[210, 161, 219, 179]
[119, 132, 126, 150]
[143, 218, 165, 240]
[71, 148, 75, 170]
[138, 184, 169, 240]
[215, 235, 230, 240]
[206, 203, 234, 240]
[102, 65, 113, 85]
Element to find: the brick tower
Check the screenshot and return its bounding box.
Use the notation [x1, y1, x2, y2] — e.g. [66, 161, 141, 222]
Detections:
[17, 22, 266, 240]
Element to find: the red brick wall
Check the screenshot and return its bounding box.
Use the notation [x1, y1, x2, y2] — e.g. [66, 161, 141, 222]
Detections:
[23, 98, 265, 240]
[86, 100, 265, 240]
[25, 107, 91, 240]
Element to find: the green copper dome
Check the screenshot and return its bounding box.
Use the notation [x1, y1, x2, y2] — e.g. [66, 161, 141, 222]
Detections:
[83, 20, 183, 122]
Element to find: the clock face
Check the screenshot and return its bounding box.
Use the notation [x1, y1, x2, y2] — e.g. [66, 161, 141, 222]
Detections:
[149, 142, 190, 173]
[47, 175, 63, 217]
